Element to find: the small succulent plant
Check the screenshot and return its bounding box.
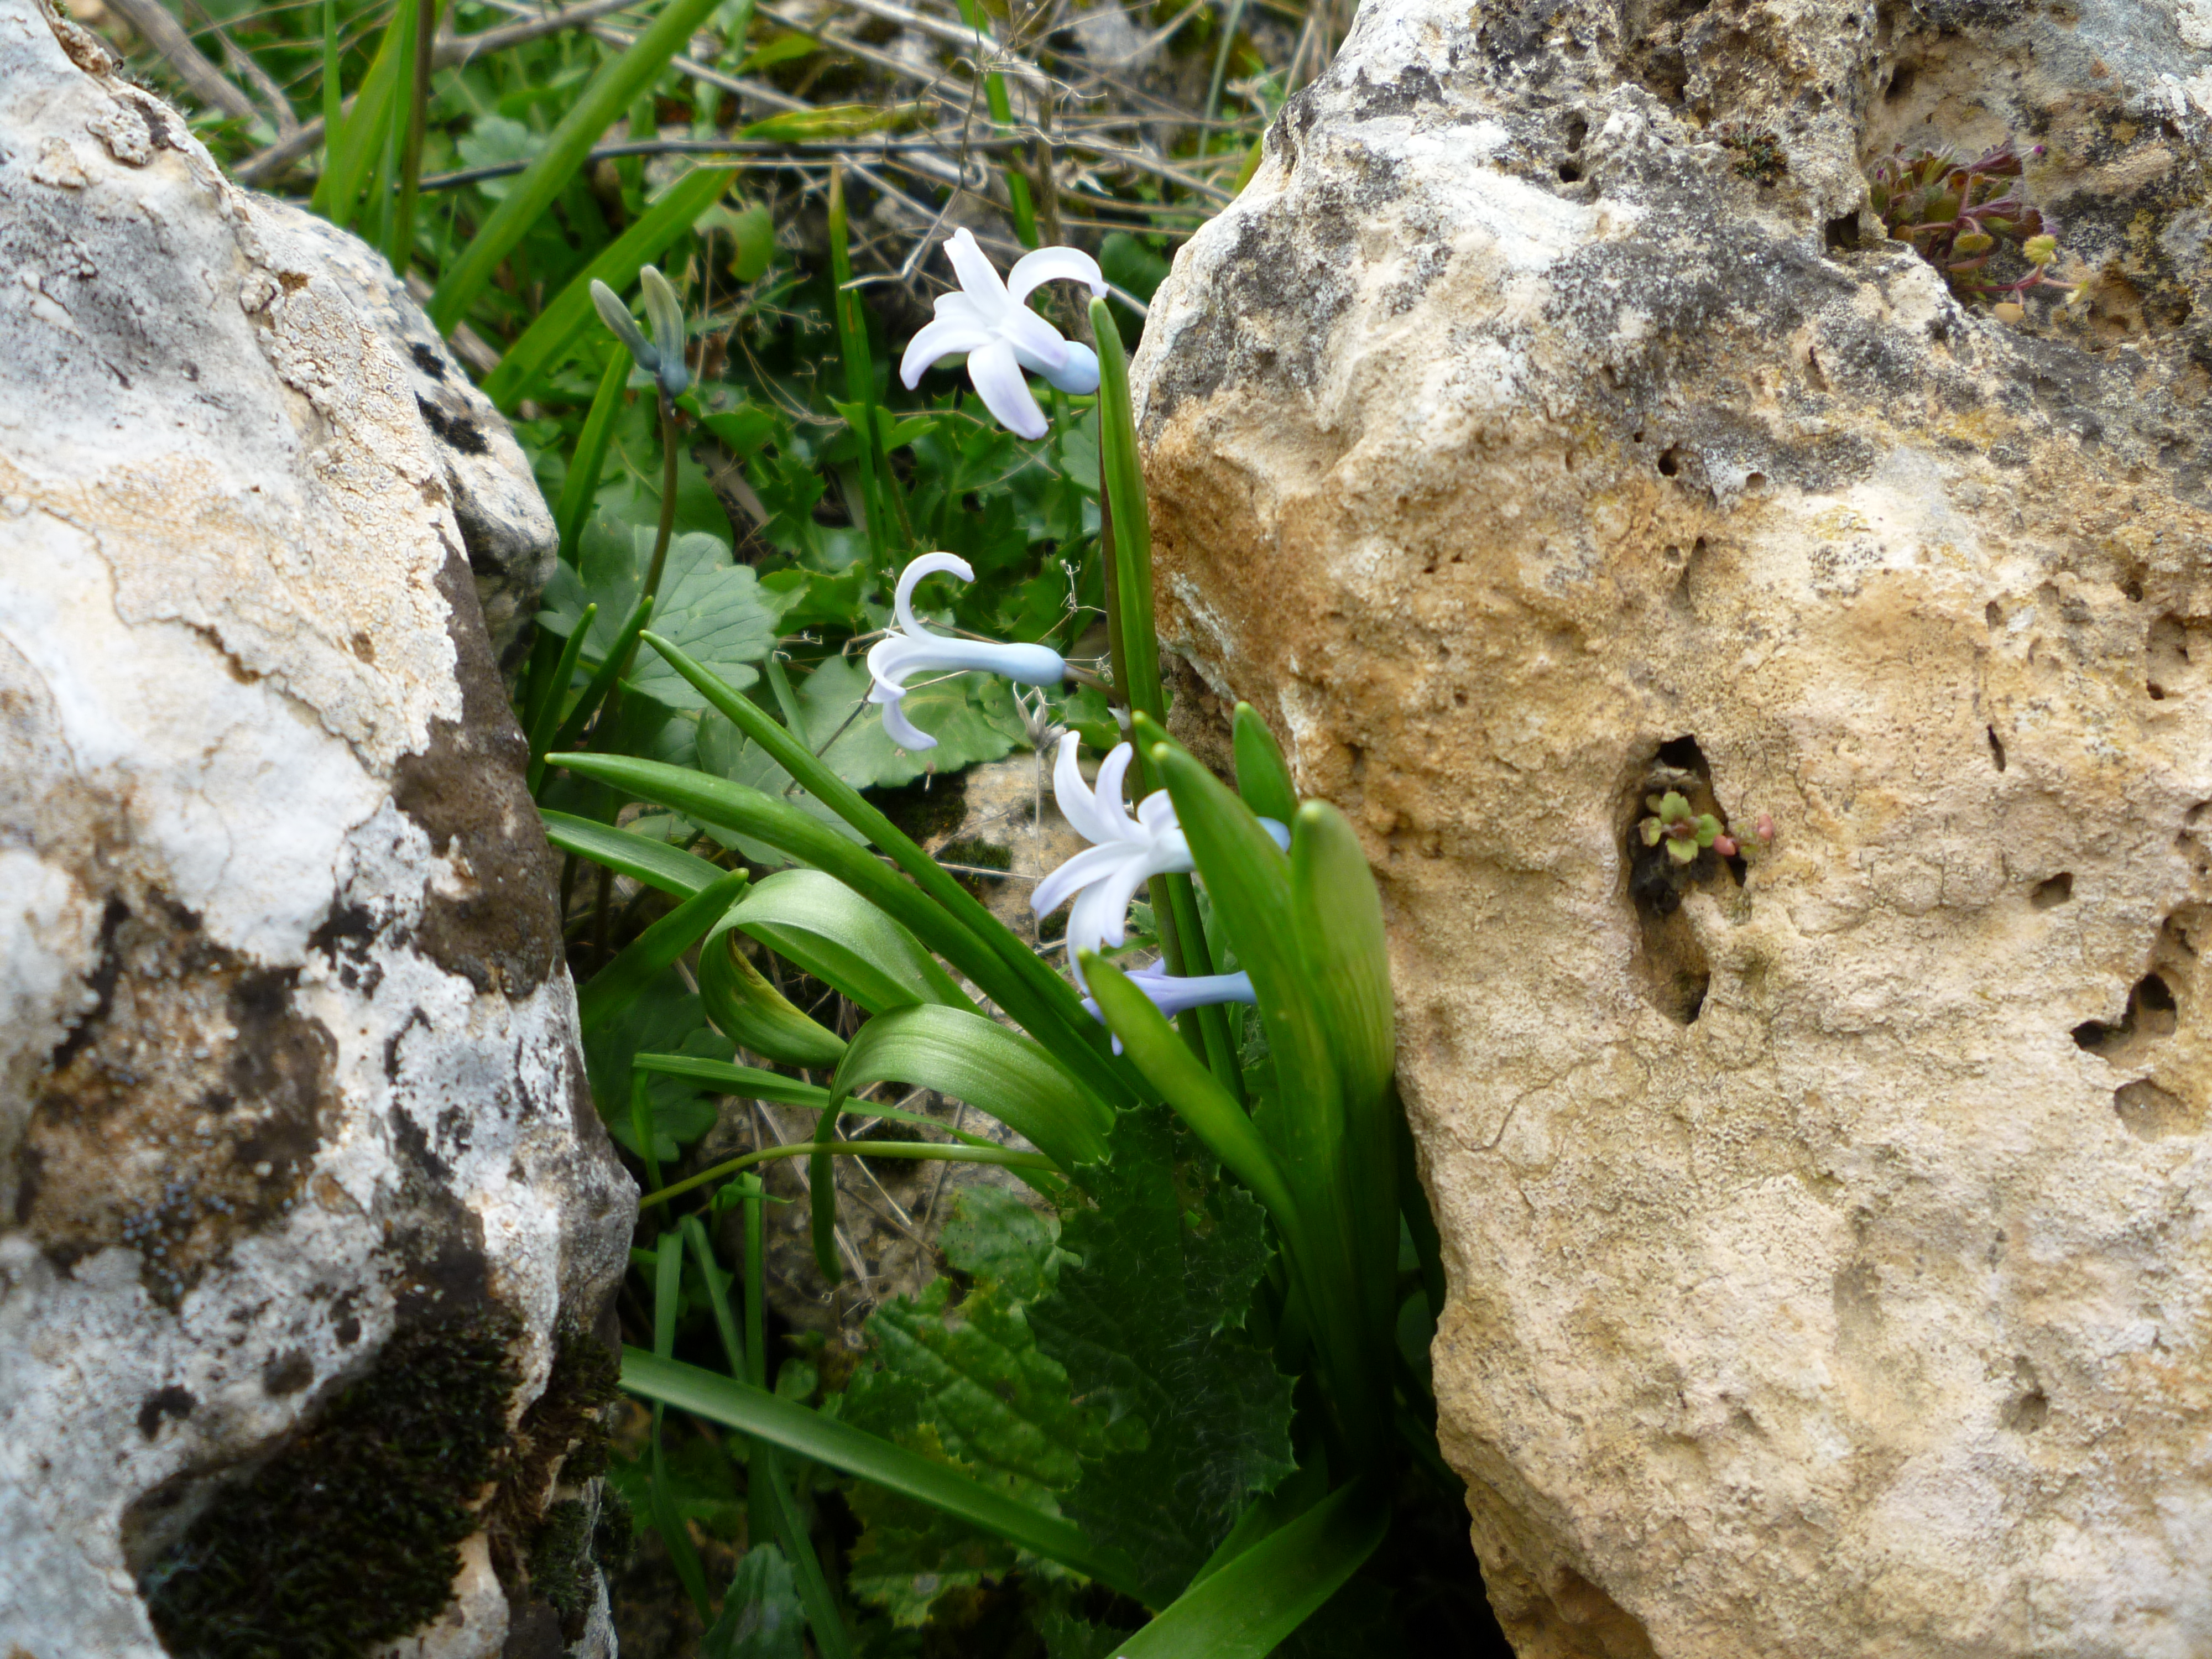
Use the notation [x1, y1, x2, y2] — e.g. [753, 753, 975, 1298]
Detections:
[1641, 790, 1736, 864]
[1866, 139, 2088, 315]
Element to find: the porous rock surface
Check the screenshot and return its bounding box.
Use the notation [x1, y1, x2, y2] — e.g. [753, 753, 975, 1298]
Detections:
[0, 3, 630, 1655]
[1134, 0, 2212, 1652]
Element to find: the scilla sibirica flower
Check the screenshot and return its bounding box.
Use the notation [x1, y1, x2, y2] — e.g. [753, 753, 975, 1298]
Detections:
[591, 265, 690, 399]
[899, 229, 1107, 440]
[1082, 962, 1257, 1052]
[1034, 734, 1288, 987]
[868, 554, 1065, 752]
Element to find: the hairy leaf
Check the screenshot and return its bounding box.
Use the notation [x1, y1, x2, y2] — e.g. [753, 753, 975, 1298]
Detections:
[541, 524, 775, 709]
[1029, 1107, 1296, 1603]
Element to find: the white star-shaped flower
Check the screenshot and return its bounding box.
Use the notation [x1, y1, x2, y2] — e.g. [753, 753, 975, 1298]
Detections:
[867, 553, 1066, 752]
[899, 229, 1108, 440]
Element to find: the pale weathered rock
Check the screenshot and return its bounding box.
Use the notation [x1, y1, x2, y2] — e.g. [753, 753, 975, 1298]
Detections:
[0, 3, 631, 1655]
[1134, 0, 2212, 1652]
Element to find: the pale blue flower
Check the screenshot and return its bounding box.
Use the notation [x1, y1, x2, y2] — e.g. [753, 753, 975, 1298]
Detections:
[899, 229, 1107, 440]
[867, 554, 1065, 751]
[1082, 963, 1258, 1051]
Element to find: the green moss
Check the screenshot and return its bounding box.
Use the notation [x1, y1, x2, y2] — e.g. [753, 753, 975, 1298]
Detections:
[143, 1309, 520, 1659]
[526, 1500, 597, 1623]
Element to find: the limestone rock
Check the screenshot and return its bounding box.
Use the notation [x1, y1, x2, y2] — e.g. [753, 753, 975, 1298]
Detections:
[1133, 0, 2212, 1652]
[0, 3, 630, 1655]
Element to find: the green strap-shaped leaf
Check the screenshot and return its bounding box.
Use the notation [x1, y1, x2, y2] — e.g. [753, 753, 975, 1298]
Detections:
[633, 633, 1140, 1103]
[578, 869, 750, 1031]
[548, 591, 654, 757]
[547, 750, 1110, 1095]
[429, 0, 737, 331]
[555, 355, 629, 562]
[809, 1098, 842, 1284]
[1231, 702, 1297, 825]
[311, 0, 411, 227]
[696, 918, 848, 1068]
[542, 808, 725, 898]
[482, 169, 743, 410]
[620, 1349, 1150, 1601]
[1111, 1482, 1386, 1658]
[831, 1005, 1110, 1173]
[1081, 956, 1297, 1234]
[525, 605, 596, 790]
[733, 868, 974, 1015]
[634, 1053, 834, 1113]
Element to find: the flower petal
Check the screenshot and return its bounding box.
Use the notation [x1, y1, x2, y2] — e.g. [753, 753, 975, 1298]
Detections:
[1000, 306, 1073, 376]
[892, 552, 973, 638]
[945, 227, 1009, 314]
[900, 315, 994, 388]
[1053, 733, 1115, 845]
[591, 280, 658, 373]
[1039, 341, 1100, 396]
[877, 687, 938, 751]
[1004, 244, 1108, 307]
[964, 339, 1047, 440]
[1031, 842, 1134, 920]
[1092, 743, 1138, 843]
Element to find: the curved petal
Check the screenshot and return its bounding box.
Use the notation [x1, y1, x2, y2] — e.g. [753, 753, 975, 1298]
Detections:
[878, 688, 938, 751]
[640, 265, 685, 369]
[591, 280, 658, 373]
[892, 552, 973, 638]
[1086, 853, 1158, 951]
[1092, 744, 1138, 843]
[1031, 842, 1135, 920]
[1134, 789, 1178, 833]
[945, 228, 1009, 314]
[931, 289, 993, 327]
[1257, 816, 1292, 851]
[1039, 341, 1100, 396]
[999, 307, 1073, 376]
[1004, 244, 1107, 307]
[1053, 733, 1115, 845]
[964, 339, 1047, 440]
[900, 315, 994, 388]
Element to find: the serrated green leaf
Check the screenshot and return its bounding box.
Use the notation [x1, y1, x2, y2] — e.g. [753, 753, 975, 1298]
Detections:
[801, 654, 1022, 791]
[1029, 1107, 1296, 1603]
[702, 1544, 806, 1659]
[541, 525, 775, 709]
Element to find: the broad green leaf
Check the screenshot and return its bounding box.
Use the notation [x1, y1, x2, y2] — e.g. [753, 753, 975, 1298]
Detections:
[732, 868, 974, 1015]
[541, 809, 724, 899]
[620, 1350, 1149, 1600]
[702, 1545, 805, 1659]
[578, 869, 749, 1031]
[1111, 1482, 1386, 1659]
[428, 0, 736, 330]
[801, 653, 1022, 793]
[831, 1005, 1110, 1173]
[483, 169, 743, 410]
[634, 635, 1133, 1101]
[1028, 1107, 1296, 1603]
[550, 749, 1121, 1101]
[695, 921, 848, 1067]
[582, 967, 733, 1157]
[1231, 702, 1297, 825]
[541, 526, 775, 710]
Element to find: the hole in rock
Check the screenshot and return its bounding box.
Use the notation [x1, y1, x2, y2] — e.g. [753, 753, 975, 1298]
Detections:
[2146, 613, 2212, 700]
[2114, 1078, 2200, 1140]
[1624, 735, 1737, 1025]
[1804, 347, 1829, 392]
[1565, 113, 1589, 150]
[1885, 62, 1917, 102]
[1824, 212, 1861, 252]
[1986, 726, 2006, 771]
[2073, 972, 2178, 1061]
[1558, 159, 1583, 181]
[1656, 446, 1683, 477]
[1745, 471, 1767, 491]
[1985, 599, 2003, 633]
[2030, 873, 2073, 909]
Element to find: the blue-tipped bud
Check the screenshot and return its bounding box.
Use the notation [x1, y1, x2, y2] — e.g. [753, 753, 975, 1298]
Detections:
[638, 265, 690, 398]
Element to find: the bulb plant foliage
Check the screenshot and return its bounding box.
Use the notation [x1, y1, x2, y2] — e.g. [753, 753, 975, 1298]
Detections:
[526, 228, 1456, 1657]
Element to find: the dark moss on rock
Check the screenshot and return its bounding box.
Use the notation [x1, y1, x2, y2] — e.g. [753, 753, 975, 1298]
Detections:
[142, 1307, 521, 1658]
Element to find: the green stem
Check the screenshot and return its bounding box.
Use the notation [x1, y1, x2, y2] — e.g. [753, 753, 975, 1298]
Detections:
[605, 394, 681, 703]
[555, 352, 630, 561]
[955, 0, 1036, 246]
[827, 161, 896, 566]
[645, 1139, 1052, 1208]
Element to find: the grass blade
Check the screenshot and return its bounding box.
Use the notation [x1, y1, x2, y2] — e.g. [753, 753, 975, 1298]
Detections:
[545, 592, 654, 759]
[541, 807, 726, 898]
[808, 1098, 841, 1283]
[482, 168, 743, 410]
[556, 356, 629, 561]
[828, 161, 891, 567]
[953, 0, 1036, 246]
[525, 603, 597, 791]
[622, 1349, 1150, 1599]
[576, 867, 749, 1031]
[312, 1, 405, 228]
[1112, 1481, 1385, 1658]
[429, 0, 737, 332]
[650, 1233, 712, 1617]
